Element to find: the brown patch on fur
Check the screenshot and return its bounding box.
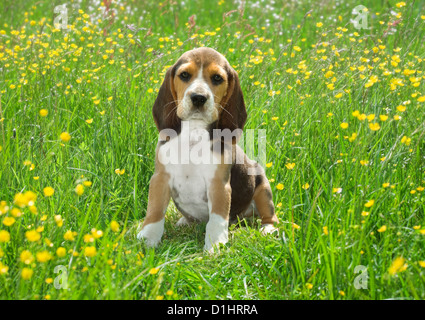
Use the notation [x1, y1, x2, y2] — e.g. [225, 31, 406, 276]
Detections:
[208, 160, 232, 220]
[203, 62, 229, 105]
[173, 61, 198, 101]
[252, 182, 279, 225]
[218, 65, 247, 135]
[152, 66, 181, 133]
[142, 144, 171, 226]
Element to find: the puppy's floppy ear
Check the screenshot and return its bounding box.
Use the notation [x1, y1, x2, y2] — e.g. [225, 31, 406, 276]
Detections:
[152, 66, 181, 133]
[218, 66, 247, 134]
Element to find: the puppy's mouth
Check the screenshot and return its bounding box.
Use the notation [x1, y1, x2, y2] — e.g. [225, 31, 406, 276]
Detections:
[187, 109, 205, 119]
[176, 105, 208, 120]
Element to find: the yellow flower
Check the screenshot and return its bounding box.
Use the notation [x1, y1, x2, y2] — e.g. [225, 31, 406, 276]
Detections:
[85, 118, 93, 124]
[339, 291, 345, 296]
[366, 114, 375, 122]
[363, 199, 374, 208]
[115, 168, 125, 175]
[340, 122, 349, 129]
[75, 184, 84, 196]
[84, 234, 94, 243]
[388, 256, 406, 275]
[305, 283, 313, 289]
[369, 123, 380, 131]
[302, 183, 310, 190]
[379, 115, 388, 121]
[285, 163, 295, 170]
[84, 246, 97, 257]
[323, 226, 329, 235]
[64, 230, 76, 241]
[0, 230, 11, 242]
[316, 22, 323, 28]
[360, 160, 369, 166]
[419, 261, 425, 268]
[25, 230, 41, 242]
[83, 181, 92, 187]
[396, 105, 406, 112]
[377, 225, 387, 233]
[401, 136, 411, 146]
[348, 133, 357, 142]
[357, 114, 367, 121]
[54, 215, 63, 227]
[2, 217, 15, 227]
[21, 268, 34, 280]
[266, 162, 273, 168]
[14, 191, 37, 208]
[332, 187, 342, 193]
[0, 262, 9, 275]
[149, 267, 159, 275]
[276, 183, 284, 190]
[20, 250, 34, 264]
[60, 132, 71, 142]
[91, 228, 103, 239]
[110, 221, 120, 233]
[36, 250, 52, 263]
[43, 187, 55, 197]
[39, 109, 48, 117]
[417, 96, 425, 102]
[382, 182, 390, 188]
[56, 247, 66, 258]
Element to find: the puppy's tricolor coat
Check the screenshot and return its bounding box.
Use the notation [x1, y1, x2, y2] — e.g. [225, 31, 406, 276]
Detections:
[137, 47, 278, 251]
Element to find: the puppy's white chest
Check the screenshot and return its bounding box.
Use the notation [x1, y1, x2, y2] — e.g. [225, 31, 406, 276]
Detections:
[158, 123, 218, 221]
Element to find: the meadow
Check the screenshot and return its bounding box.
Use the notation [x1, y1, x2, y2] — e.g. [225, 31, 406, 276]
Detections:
[0, 0, 425, 300]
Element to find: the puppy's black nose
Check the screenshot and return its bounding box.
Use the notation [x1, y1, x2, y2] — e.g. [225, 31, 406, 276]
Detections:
[190, 94, 207, 107]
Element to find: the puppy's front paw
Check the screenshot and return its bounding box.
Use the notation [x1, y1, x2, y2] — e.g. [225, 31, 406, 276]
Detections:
[137, 220, 164, 247]
[260, 224, 278, 236]
[204, 213, 229, 253]
[175, 216, 192, 227]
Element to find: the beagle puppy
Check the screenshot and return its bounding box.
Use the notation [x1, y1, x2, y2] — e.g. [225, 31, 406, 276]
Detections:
[137, 47, 278, 251]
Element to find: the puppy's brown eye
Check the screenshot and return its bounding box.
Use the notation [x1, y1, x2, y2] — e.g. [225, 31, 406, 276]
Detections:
[211, 74, 223, 85]
[179, 71, 191, 81]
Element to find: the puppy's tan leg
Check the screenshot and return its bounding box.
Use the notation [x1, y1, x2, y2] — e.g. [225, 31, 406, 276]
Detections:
[253, 179, 279, 234]
[205, 165, 232, 252]
[137, 171, 170, 247]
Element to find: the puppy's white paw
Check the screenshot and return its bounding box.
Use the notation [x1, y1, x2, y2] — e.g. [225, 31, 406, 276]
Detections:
[175, 216, 192, 227]
[204, 213, 228, 252]
[260, 224, 278, 236]
[137, 219, 164, 247]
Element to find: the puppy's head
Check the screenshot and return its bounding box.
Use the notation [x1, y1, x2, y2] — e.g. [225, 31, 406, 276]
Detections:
[152, 47, 246, 133]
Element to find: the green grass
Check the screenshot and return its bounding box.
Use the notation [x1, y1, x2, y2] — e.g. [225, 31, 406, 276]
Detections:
[0, 0, 425, 300]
